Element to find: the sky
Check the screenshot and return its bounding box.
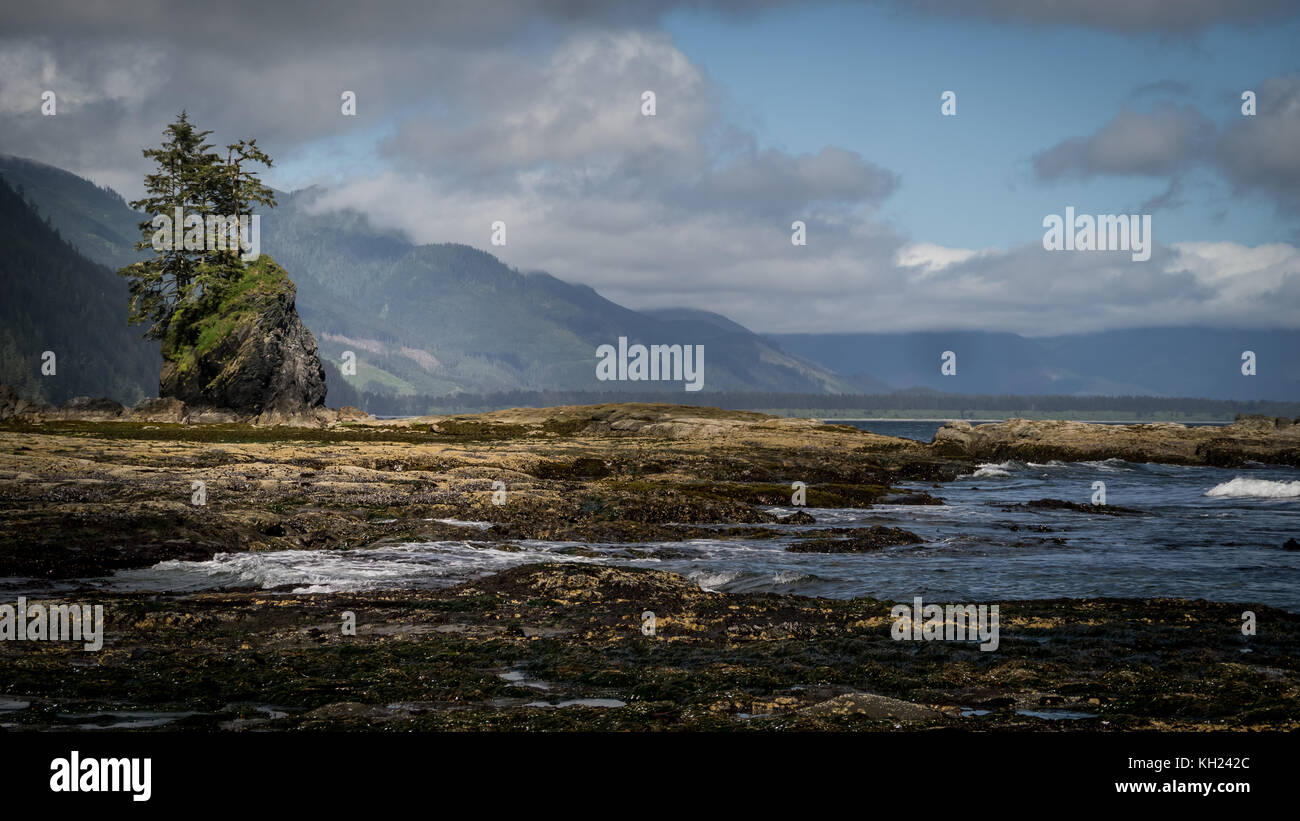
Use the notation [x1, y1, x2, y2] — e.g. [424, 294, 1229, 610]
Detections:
[1, 0, 1299, 335]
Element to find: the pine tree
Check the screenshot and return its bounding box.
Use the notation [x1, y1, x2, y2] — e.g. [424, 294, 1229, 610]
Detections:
[214, 138, 277, 254]
[119, 112, 222, 339]
[118, 114, 276, 343]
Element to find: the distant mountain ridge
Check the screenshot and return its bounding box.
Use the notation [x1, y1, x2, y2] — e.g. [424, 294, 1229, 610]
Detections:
[0, 172, 158, 404]
[769, 330, 1300, 402]
[0, 155, 851, 400]
[3, 154, 1297, 404]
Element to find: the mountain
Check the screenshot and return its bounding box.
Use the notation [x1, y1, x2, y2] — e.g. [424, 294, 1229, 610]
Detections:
[264, 188, 852, 396]
[770, 329, 1300, 401]
[0, 156, 851, 401]
[0, 173, 158, 404]
[0, 155, 145, 271]
[6, 154, 1296, 405]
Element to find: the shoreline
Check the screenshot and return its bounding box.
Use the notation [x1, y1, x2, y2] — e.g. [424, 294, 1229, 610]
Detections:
[2, 563, 1296, 731]
[2, 403, 1298, 730]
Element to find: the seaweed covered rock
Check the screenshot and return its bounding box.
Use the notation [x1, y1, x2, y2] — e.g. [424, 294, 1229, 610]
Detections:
[787, 525, 923, 553]
[159, 255, 326, 423]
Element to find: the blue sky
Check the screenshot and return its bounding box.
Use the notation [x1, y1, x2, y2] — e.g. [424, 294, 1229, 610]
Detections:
[662, 2, 1300, 248]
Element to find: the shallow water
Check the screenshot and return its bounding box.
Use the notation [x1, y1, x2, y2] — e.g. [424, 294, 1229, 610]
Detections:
[16, 458, 1300, 612]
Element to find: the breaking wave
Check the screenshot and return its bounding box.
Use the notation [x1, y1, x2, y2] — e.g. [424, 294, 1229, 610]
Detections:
[972, 461, 1018, 478]
[1204, 477, 1300, 499]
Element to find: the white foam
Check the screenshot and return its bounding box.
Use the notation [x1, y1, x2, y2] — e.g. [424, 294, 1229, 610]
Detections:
[690, 570, 739, 591]
[1080, 458, 1131, 472]
[1204, 477, 1300, 499]
[772, 570, 809, 584]
[972, 462, 1015, 478]
[105, 540, 603, 594]
[430, 518, 494, 530]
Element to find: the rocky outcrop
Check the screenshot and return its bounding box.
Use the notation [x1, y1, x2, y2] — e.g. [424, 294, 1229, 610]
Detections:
[159, 255, 327, 425]
[932, 416, 1300, 467]
[130, 396, 186, 423]
[787, 525, 924, 553]
[0, 258, 333, 427]
[337, 405, 371, 422]
[0, 389, 126, 421]
[0, 385, 46, 420]
[1021, 498, 1142, 516]
[56, 396, 127, 420]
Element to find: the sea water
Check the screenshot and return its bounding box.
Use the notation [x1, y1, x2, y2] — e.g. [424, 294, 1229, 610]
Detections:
[9, 452, 1293, 613]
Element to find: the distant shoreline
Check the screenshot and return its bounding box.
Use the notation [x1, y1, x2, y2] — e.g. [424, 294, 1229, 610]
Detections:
[812, 417, 1234, 424]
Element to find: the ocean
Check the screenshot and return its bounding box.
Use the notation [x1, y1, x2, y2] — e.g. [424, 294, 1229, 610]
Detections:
[56, 454, 1300, 613]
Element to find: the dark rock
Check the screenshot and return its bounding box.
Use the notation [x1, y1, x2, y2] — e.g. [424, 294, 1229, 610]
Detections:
[787, 525, 923, 553]
[886, 492, 944, 505]
[1284, 538, 1300, 551]
[779, 510, 816, 524]
[159, 255, 326, 422]
[1025, 498, 1143, 516]
[59, 396, 126, 419]
[533, 457, 611, 479]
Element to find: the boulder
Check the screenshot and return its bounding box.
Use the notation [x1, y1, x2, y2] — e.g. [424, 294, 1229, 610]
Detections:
[778, 510, 816, 525]
[159, 255, 326, 420]
[787, 525, 924, 553]
[800, 692, 941, 722]
[184, 407, 245, 424]
[131, 396, 187, 423]
[337, 405, 371, 422]
[57, 396, 127, 420]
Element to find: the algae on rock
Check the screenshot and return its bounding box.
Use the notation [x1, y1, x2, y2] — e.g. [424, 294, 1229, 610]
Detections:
[158, 254, 326, 421]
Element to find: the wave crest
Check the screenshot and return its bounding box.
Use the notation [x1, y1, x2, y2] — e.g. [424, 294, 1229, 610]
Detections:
[1205, 477, 1300, 499]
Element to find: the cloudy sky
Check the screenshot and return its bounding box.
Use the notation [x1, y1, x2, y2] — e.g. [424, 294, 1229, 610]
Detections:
[2, 0, 1299, 334]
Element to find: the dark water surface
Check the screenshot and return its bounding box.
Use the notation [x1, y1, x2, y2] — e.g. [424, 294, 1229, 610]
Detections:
[40, 453, 1297, 613]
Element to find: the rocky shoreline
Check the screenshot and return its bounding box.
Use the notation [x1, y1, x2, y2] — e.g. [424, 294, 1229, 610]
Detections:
[3, 563, 1296, 731]
[934, 415, 1300, 466]
[1, 402, 1298, 731]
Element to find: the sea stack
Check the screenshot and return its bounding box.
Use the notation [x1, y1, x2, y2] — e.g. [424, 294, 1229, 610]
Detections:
[158, 255, 327, 424]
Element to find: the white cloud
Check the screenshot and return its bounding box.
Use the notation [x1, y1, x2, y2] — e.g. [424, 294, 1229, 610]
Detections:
[3, 10, 1297, 339]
